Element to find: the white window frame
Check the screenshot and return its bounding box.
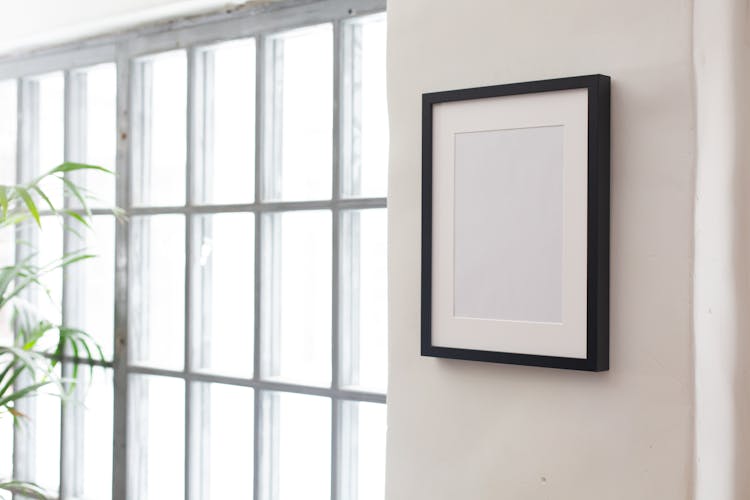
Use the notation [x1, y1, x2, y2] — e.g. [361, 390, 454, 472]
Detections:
[0, 0, 388, 498]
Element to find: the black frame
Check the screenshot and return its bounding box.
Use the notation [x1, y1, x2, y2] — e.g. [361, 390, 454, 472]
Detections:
[420, 74, 610, 372]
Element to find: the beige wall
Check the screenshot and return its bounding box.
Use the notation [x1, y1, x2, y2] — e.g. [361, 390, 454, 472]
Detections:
[386, 0, 696, 498]
[693, 0, 750, 498]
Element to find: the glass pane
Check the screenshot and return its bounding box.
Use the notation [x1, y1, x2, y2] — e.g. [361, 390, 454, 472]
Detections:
[266, 24, 333, 201]
[340, 209, 387, 392]
[0, 80, 16, 344]
[197, 40, 256, 204]
[271, 392, 331, 500]
[342, 14, 388, 199]
[81, 63, 117, 207]
[0, 410, 13, 480]
[133, 51, 187, 207]
[130, 215, 185, 369]
[262, 211, 331, 386]
[69, 215, 115, 359]
[341, 401, 387, 500]
[0, 79, 16, 184]
[128, 375, 185, 500]
[81, 368, 114, 500]
[36, 73, 65, 206]
[38, 216, 64, 330]
[192, 213, 254, 377]
[35, 368, 62, 492]
[0, 225, 14, 345]
[191, 383, 253, 499]
[0, 225, 12, 268]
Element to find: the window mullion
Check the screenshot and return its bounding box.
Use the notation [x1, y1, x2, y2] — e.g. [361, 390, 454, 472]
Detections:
[257, 32, 284, 500]
[331, 18, 344, 500]
[184, 48, 203, 500]
[112, 47, 132, 500]
[185, 45, 200, 500]
[253, 33, 268, 500]
[13, 77, 39, 487]
[60, 68, 87, 500]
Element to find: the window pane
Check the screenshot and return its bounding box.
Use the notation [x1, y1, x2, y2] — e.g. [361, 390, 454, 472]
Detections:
[81, 368, 114, 500]
[342, 14, 388, 198]
[340, 209, 387, 392]
[192, 213, 254, 377]
[130, 215, 185, 369]
[34, 370, 62, 492]
[0, 80, 16, 342]
[10, 369, 62, 493]
[0, 411, 13, 481]
[128, 375, 185, 500]
[36, 73, 65, 206]
[265, 24, 332, 201]
[191, 383, 253, 499]
[270, 392, 331, 500]
[38, 216, 64, 329]
[341, 401, 386, 500]
[68, 215, 115, 359]
[80, 63, 117, 207]
[0, 224, 12, 269]
[0, 79, 16, 184]
[133, 51, 187, 207]
[0, 225, 14, 345]
[196, 40, 256, 204]
[262, 211, 331, 386]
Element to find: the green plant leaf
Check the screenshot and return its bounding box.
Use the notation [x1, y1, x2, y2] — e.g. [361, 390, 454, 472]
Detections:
[60, 177, 91, 216]
[0, 159, 117, 446]
[47, 162, 111, 175]
[31, 185, 56, 214]
[0, 185, 8, 219]
[14, 187, 40, 227]
[62, 209, 90, 228]
[0, 381, 50, 408]
[0, 479, 50, 499]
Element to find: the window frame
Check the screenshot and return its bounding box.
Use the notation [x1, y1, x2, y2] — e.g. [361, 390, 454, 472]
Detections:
[0, 0, 388, 498]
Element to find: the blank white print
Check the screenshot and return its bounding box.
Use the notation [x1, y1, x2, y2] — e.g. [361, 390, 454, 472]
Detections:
[453, 125, 563, 323]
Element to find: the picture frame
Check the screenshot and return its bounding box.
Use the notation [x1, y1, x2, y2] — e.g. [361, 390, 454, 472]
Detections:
[421, 74, 610, 371]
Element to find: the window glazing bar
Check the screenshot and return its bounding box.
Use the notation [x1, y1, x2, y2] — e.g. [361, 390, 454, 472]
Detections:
[126, 364, 386, 404]
[60, 68, 87, 500]
[331, 17, 344, 500]
[33, 196, 387, 220]
[13, 77, 39, 488]
[124, 197, 386, 216]
[257, 33, 282, 500]
[184, 45, 197, 500]
[0, 45, 116, 81]
[252, 33, 267, 500]
[111, 50, 131, 500]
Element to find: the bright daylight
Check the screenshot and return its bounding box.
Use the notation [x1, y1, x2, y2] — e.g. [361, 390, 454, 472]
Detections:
[0, 1, 386, 499]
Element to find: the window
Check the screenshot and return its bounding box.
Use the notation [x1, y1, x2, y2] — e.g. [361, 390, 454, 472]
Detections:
[0, 2, 387, 499]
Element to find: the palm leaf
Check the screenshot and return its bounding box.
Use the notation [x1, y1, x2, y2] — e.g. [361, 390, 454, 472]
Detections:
[46, 162, 112, 176]
[0, 185, 8, 219]
[0, 160, 117, 496]
[0, 479, 50, 500]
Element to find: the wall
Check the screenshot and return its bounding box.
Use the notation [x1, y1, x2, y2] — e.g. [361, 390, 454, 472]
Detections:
[693, 0, 750, 498]
[386, 1, 696, 498]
